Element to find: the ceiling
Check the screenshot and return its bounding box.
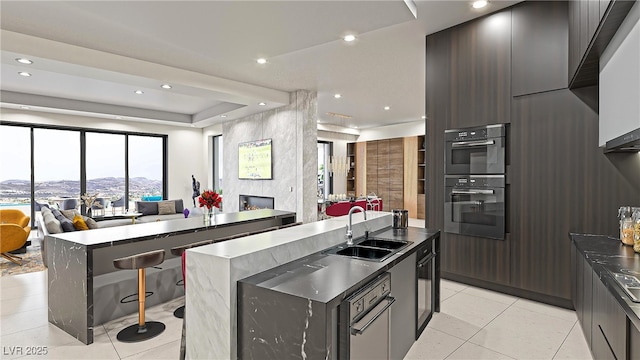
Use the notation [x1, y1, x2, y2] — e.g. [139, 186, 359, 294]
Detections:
[0, 0, 521, 130]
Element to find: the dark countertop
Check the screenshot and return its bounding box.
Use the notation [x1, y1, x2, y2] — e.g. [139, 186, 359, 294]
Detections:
[239, 226, 439, 309]
[571, 233, 640, 330]
[47, 209, 296, 249]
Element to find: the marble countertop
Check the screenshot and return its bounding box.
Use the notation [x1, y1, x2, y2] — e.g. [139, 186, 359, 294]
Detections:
[571, 233, 640, 330]
[47, 209, 295, 249]
[239, 226, 439, 307]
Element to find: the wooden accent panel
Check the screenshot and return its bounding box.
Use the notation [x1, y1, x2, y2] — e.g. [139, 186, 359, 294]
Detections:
[512, 1, 568, 96]
[416, 194, 425, 220]
[366, 141, 378, 195]
[449, 10, 511, 127]
[510, 88, 639, 299]
[404, 136, 418, 218]
[355, 142, 366, 196]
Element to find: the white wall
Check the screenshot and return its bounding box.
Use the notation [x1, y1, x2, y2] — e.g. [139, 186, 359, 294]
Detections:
[1, 109, 206, 206]
[356, 120, 425, 142]
[599, 1, 640, 146]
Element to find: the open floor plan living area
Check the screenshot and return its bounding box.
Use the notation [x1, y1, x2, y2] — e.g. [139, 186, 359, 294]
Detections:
[1, 1, 639, 359]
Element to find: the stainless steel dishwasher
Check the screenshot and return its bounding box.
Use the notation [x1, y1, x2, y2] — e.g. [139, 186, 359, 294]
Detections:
[339, 273, 395, 360]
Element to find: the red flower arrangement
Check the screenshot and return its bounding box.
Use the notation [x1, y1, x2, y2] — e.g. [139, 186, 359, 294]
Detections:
[198, 190, 222, 210]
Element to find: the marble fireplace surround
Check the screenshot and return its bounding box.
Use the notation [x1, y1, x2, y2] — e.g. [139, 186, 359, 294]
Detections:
[186, 211, 392, 359]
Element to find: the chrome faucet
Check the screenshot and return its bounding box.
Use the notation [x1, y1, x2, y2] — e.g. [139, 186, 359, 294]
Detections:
[346, 206, 366, 246]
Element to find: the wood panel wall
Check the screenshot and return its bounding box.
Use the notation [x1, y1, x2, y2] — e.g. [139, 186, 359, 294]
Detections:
[403, 136, 418, 218]
[426, 1, 640, 307]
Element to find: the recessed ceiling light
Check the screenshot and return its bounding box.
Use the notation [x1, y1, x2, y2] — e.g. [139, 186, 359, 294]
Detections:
[20, 106, 30, 110]
[258, 102, 266, 106]
[161, 84, 172, 89]
[472, 1, 488, 9]
[421, 115, 427, 119]
[257, 58, 267, 64]
[334, 94, 342, 99]
[343, 34, 356, 42]
[134, 90, 144, 95]
[384, 106, 390, 110]
[220, 115, 227, 118]
[18, 71, 31, 77]
[16, 58, 33, 65]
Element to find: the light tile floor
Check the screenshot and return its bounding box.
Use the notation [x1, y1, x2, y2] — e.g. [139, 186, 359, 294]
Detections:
[0, 219, 592, 359]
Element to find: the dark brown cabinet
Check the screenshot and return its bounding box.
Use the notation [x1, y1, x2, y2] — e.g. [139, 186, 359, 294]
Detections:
[568, 0, 635, 88]
[511, 1, 568, 96]
[427, 0, 637, 306]
[631, 321, 640, 360]
[448, 10, 512, 127]
[573, 247, 593, 345]
[592, 273, 627, 360]
[572, 242, 635, 360]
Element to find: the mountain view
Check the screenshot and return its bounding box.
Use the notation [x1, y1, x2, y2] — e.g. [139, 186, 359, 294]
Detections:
[0, 177, 162, 205]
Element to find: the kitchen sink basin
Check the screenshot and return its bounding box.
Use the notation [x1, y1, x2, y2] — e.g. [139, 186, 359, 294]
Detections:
[609, 270, 640, 303]
[357, 238, 408, 250]
[336, 246, 391, 260]
[324, 236, 411, 262]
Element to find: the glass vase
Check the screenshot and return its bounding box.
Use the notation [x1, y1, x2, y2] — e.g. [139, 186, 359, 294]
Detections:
[203, 208, 213, 225]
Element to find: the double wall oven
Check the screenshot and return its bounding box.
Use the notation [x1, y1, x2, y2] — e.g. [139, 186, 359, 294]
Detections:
[444, 124, 507, 240]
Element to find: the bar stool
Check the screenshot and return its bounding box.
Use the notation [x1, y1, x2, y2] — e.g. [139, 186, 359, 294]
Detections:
[170, 239, 214, 318]
[113, 249, 166, 342]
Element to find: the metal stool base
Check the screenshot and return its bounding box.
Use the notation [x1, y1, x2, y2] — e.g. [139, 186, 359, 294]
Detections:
[173, 305, 185, 319]
[116, 321, 165, 342]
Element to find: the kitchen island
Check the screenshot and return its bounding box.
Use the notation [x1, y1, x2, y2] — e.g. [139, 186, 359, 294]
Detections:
[238, 226, 440, 360]
[185, 211, 440, 360]
[46, 209, 295, 344]
[185, 211, 394, 359]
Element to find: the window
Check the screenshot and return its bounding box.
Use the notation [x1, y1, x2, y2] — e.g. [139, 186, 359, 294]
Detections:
[34, 128, 80, 208]
[317, 141, 332, 200]
[86, 132, 125, 212]
[0, 122, 167, 218]
[212, 135, 223, 193]
[129, 135, 163, 207]
[0, 125, 31, 215]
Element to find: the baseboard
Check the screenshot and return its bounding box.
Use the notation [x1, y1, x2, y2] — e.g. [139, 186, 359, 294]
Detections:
[442, 271, 574, 310]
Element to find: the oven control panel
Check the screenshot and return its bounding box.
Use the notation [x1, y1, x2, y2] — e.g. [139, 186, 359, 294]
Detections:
[347, 273, 391, 323]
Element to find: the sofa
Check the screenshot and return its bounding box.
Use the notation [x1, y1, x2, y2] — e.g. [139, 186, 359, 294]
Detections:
[37, 199, 192, 267]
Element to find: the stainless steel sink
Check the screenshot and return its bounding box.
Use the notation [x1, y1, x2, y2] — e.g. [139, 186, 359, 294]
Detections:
[357, 238, 408, 250]
[609, 270, 640, 303]
[324, 236, 411, 262]
[336, 246, 392, 260]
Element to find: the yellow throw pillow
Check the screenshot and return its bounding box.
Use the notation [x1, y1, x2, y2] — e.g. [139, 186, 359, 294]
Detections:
[73, 215, 89, 231]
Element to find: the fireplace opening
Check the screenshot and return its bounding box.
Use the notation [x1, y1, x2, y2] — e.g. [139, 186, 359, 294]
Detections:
[239, 195, 274, 211]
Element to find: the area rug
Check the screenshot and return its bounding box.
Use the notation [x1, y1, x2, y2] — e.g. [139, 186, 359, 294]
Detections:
[1, 245, 46, 277]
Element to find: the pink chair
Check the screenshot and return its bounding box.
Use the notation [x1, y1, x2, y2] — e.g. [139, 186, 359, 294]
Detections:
[353, 200, 367, 211]
[325, 201, 352, 217]
[367, 198, 382, 211]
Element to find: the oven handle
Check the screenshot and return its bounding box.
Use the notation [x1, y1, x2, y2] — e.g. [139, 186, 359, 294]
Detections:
[451, 189, 494, 195]
[451, 140, 495, 148]
[351, 296, 396, 335]
[417, 253, 435, 267]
